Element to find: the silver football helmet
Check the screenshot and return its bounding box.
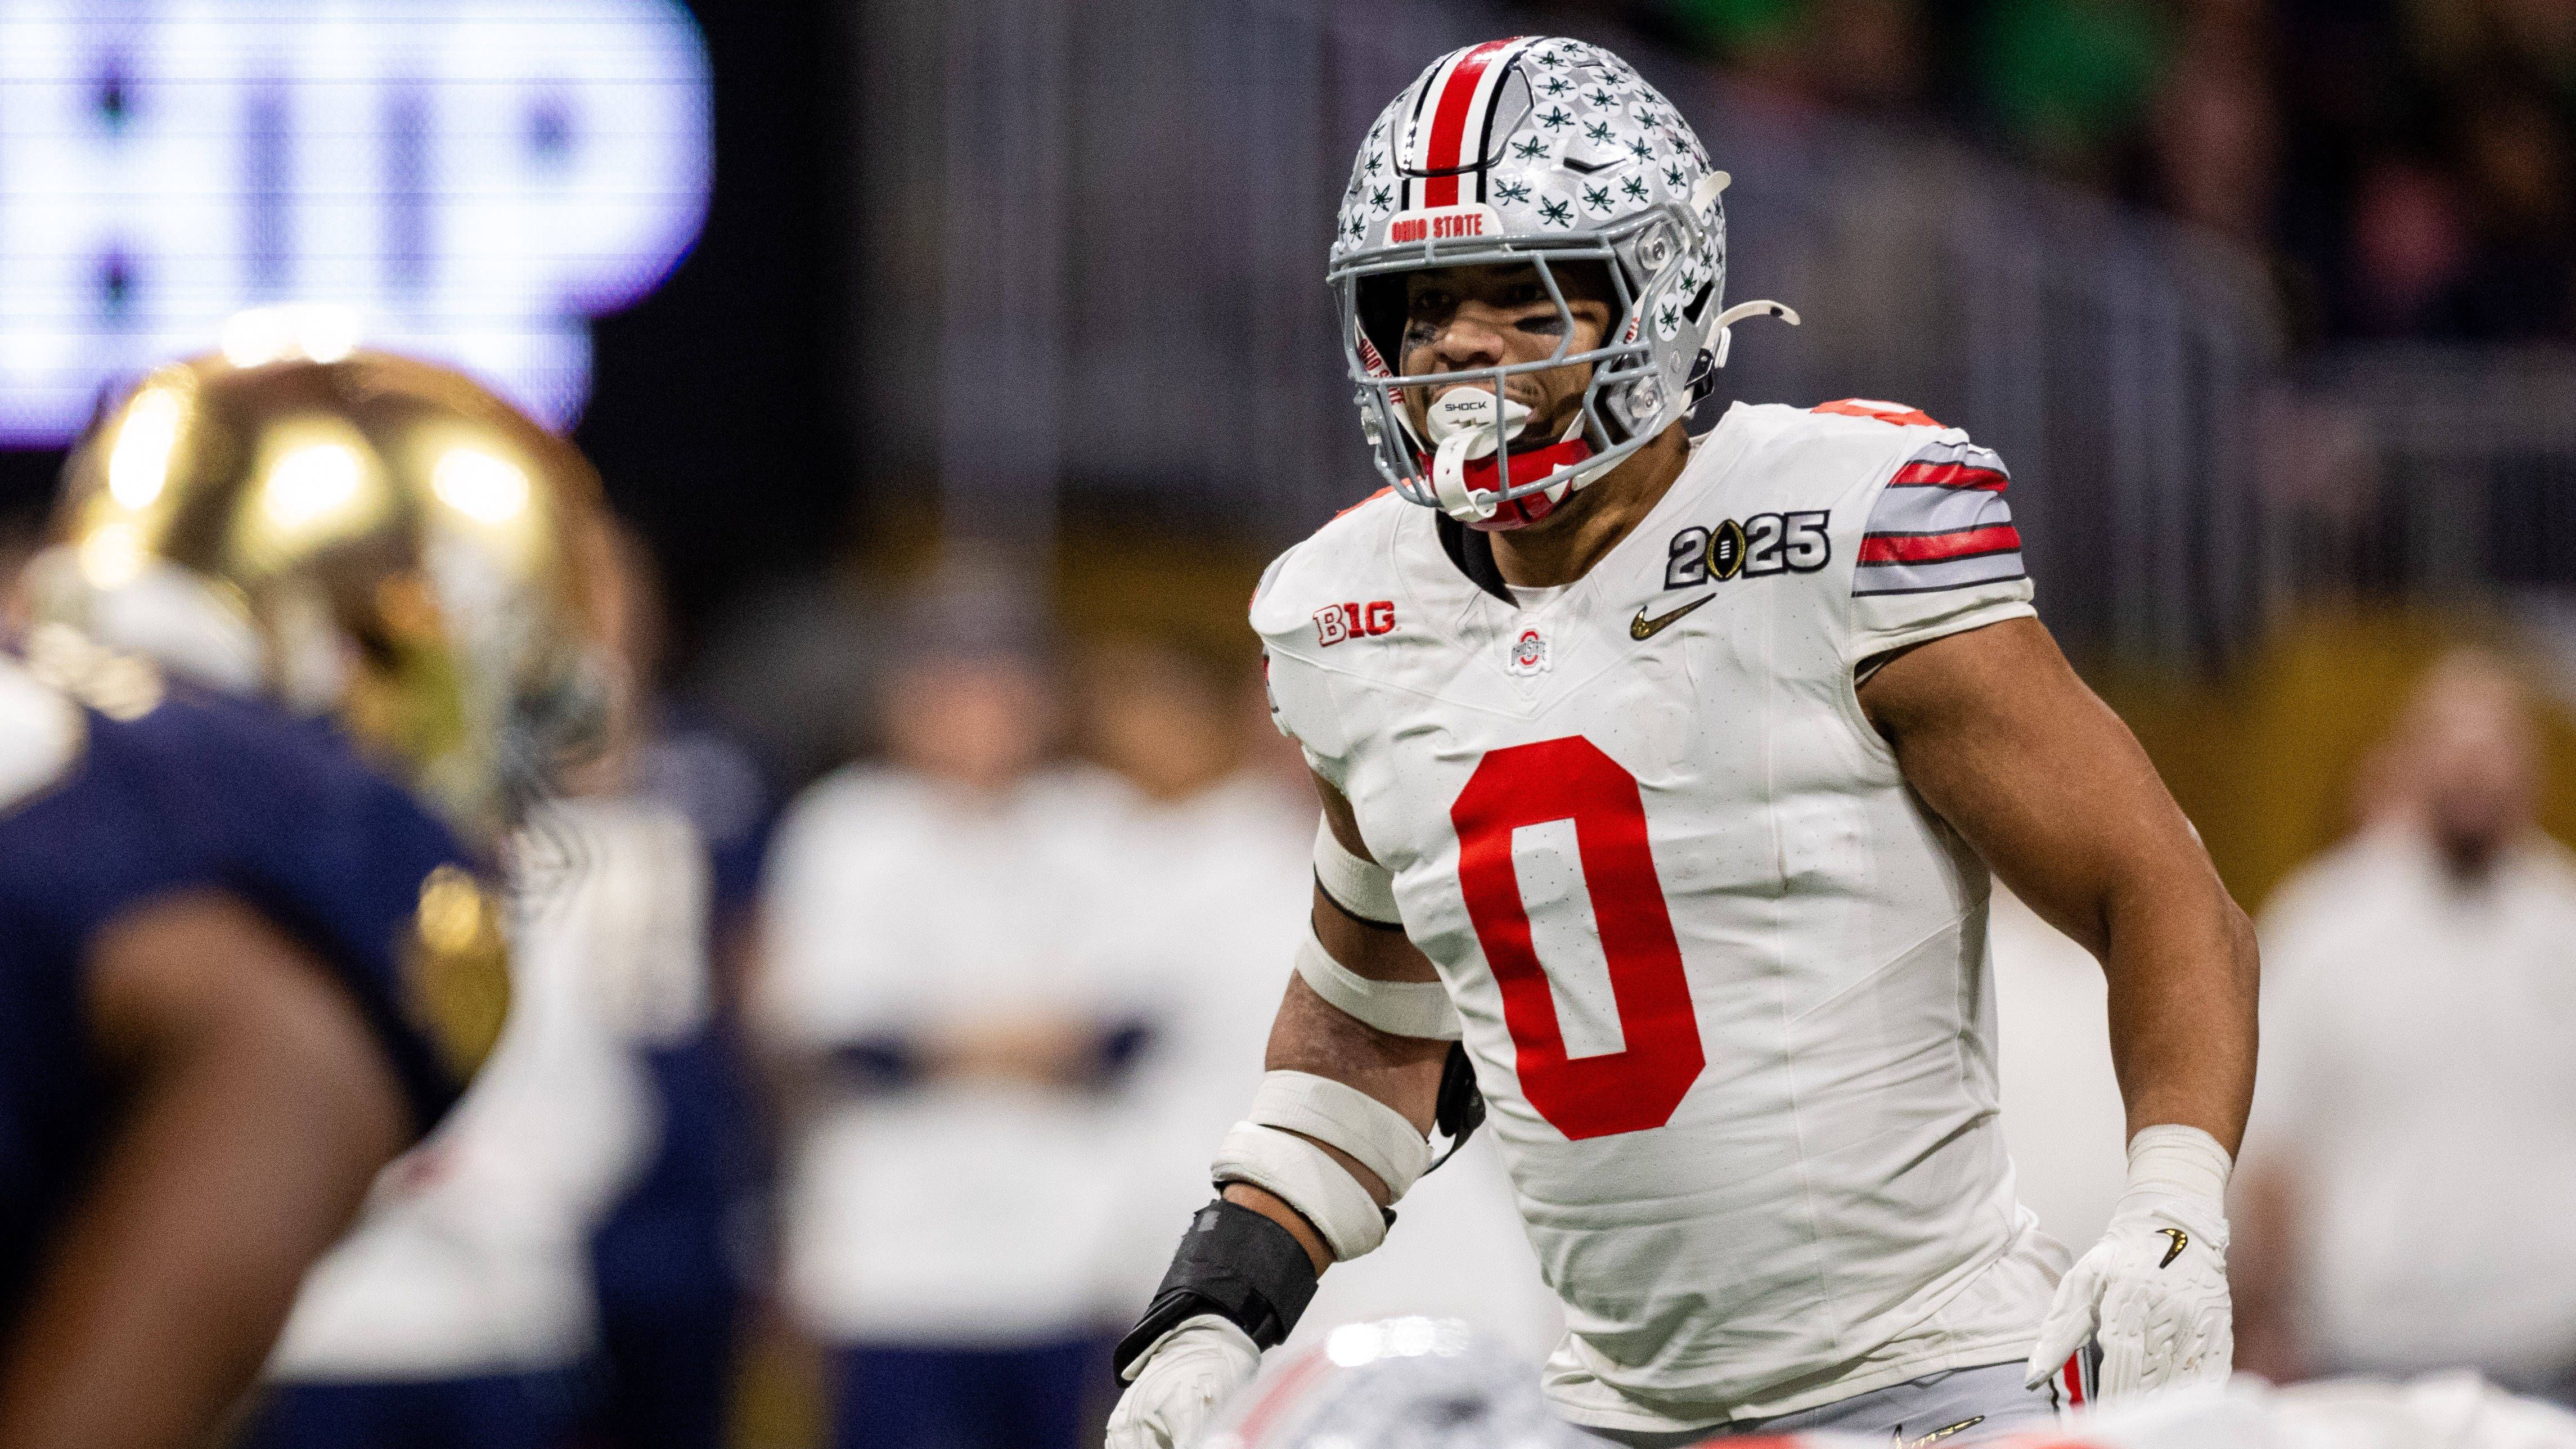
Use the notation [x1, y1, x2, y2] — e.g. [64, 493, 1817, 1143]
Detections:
[1203, 1318, 1598, 1449]
[1330, 37, 1795, 530]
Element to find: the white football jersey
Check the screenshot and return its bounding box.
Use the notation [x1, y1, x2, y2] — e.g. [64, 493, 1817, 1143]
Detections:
[1252, 399, 2069, 1430]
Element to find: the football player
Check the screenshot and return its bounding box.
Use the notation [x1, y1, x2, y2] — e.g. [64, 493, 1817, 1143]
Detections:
[1109, 37, 2256, 1448]
[0, 343, 609, 1448]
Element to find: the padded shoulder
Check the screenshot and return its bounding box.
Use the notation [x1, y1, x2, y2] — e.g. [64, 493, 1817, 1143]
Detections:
[1700, 401, 1958, 527]
[0, 687, 494, 1132]
[0, 656, 84, 815]
[1249, 493, 1416, 785]
[1249, 488, 1409, 652]
[1723, 401, 1954, 498]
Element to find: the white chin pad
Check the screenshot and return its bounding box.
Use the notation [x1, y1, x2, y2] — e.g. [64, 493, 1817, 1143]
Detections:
[1428, 388, 1531, 521]
[1426, 386, 1530, 449]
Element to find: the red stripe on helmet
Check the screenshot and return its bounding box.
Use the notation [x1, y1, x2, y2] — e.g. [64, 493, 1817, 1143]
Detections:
[1421, 38, 1518, 208]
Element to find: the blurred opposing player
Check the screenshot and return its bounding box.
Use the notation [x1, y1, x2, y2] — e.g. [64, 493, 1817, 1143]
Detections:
[0, 341, 609, 1448]
[1203, 1318, 2576, 1449]
[1111, 37, 2257, 1447]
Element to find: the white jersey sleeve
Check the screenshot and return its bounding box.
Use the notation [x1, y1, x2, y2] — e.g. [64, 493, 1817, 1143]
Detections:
[1845, 434, 2035, 663]
[1251, 497, 1399, 800]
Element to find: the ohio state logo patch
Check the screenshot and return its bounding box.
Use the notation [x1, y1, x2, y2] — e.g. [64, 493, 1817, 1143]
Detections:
[1314, 600, 1397, 647]
[1507, 626, 1549, 676]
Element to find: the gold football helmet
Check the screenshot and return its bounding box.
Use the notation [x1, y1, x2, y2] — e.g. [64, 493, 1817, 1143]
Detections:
[25, 338, 613, 843]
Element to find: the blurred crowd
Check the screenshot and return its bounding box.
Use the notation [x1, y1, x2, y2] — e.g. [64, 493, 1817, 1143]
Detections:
[1607, 0, 2576, 343]
[2233, 649, 2576, 1401]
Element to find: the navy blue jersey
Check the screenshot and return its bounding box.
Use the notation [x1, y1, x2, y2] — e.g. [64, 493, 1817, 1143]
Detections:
[0, 652, 494, 1316]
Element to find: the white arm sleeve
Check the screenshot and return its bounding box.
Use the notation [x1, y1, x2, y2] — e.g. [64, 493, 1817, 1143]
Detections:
[1294, 926, 1461, 1041]
[1211, 1123, 1389, 1260]
[1312, 814, 1401, 925]
[1247, 1070, 1431, 1199]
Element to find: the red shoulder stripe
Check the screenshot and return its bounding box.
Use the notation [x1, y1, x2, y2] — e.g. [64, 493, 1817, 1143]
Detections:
[1890, 460, 2008, 491]
[1812, 398, 1943, 428]
[1857, 524, 2022, 564]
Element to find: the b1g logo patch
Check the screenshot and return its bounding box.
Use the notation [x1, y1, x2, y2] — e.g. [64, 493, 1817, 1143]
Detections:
[1314, 601, 1396, 647]
[1664, 511, 1831, 588]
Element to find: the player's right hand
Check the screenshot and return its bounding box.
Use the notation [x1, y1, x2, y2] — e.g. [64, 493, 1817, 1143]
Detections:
[1106, 1313, 1261, 1449]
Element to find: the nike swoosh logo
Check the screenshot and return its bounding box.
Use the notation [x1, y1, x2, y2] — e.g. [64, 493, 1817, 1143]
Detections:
[1629, 593, 1714, 641]
[2157, 1227, 2189, 1268]
[1900, 1416, 1985, 1447]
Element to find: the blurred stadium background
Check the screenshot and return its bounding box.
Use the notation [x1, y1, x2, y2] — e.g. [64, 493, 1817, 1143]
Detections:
[10, 0, 2576, 1445]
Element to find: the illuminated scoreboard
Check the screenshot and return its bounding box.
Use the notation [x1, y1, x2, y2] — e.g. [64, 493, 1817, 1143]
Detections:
[0, 0, 713, 442]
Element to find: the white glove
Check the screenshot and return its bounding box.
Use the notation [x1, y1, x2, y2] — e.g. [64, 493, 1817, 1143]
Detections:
[1106, 1314, 1262, 1449]
[2027, 1124, 2235, 1400]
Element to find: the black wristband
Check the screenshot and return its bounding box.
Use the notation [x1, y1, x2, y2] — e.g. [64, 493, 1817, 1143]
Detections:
[1112, 1199, 1320, 1383]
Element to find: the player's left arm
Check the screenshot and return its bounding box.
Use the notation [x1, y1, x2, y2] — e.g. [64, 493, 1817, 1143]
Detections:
[1860, 614, 2255, 1146]
[1859, 613, 2257, 1397]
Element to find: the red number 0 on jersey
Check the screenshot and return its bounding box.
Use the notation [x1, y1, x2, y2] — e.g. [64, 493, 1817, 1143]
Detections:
[1450, 737, 1704, 1139]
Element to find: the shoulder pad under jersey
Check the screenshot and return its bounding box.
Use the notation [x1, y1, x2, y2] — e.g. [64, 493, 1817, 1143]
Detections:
[1722, 399, 1954, 498]
[1250, 488, 1409, 655]
[0, 676, 503, 1131]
